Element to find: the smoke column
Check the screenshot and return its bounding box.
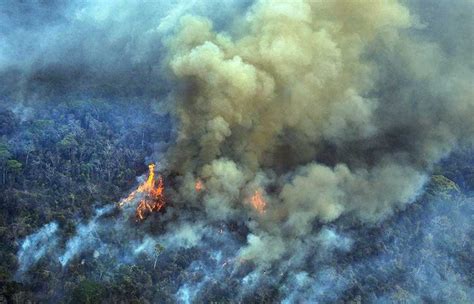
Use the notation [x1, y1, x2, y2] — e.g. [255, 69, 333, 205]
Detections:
[8, 0, 473, 302]
[164, 0, 473, 264]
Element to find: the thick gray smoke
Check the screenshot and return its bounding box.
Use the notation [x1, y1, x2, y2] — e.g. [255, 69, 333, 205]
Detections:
[11, 0, 473, 302]
[165, 0, 473, 265]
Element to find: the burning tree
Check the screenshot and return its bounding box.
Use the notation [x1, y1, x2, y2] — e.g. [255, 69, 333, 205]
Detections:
[118, 164, 166, 221]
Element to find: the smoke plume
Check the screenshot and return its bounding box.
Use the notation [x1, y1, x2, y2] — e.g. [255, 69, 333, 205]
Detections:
[10, 0, 473, 302]
[164, 0, 473, 265]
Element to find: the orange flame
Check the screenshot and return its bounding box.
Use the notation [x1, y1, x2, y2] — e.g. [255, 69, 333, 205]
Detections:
[119, 163, 165, 221]
[250, 190, 267, 214]
[195, 179, 204, 192]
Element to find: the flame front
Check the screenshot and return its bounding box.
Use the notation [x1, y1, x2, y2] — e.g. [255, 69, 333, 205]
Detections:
[250, 190, 267, 214]
[119, 163, 165, 221]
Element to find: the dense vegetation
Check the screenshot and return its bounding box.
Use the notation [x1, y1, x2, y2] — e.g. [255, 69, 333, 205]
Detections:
[0, 100, 171, 302]
[0, 101, 472, 303]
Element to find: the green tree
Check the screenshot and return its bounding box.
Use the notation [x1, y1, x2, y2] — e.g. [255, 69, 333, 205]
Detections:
[0, 143, 11, 185]
[6, 159, 22, 184]
[70, 280, 105, 304]
[154, 243, 165, 269]
[0, 109, 18, 136]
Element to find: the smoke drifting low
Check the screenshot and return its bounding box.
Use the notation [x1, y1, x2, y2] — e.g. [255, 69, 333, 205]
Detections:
[10, 0, 473, 302]
[0, 0, 250, 100]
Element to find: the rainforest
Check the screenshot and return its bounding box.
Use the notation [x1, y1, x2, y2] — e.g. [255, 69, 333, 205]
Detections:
[0, 0, 473, 303]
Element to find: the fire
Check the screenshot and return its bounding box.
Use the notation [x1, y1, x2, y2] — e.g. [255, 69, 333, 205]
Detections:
[119, 163, 166, 221]
[195, 179, 204, 192]
[250, 190, 267, 214]
[135, 174, 165, 221]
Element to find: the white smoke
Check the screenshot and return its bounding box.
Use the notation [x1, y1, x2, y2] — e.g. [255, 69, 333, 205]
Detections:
[17, 222, 59, 274]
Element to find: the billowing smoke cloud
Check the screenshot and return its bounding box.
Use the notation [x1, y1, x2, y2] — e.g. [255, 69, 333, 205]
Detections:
[11, 0, 474, 302]
[165, 0, 473, 265]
